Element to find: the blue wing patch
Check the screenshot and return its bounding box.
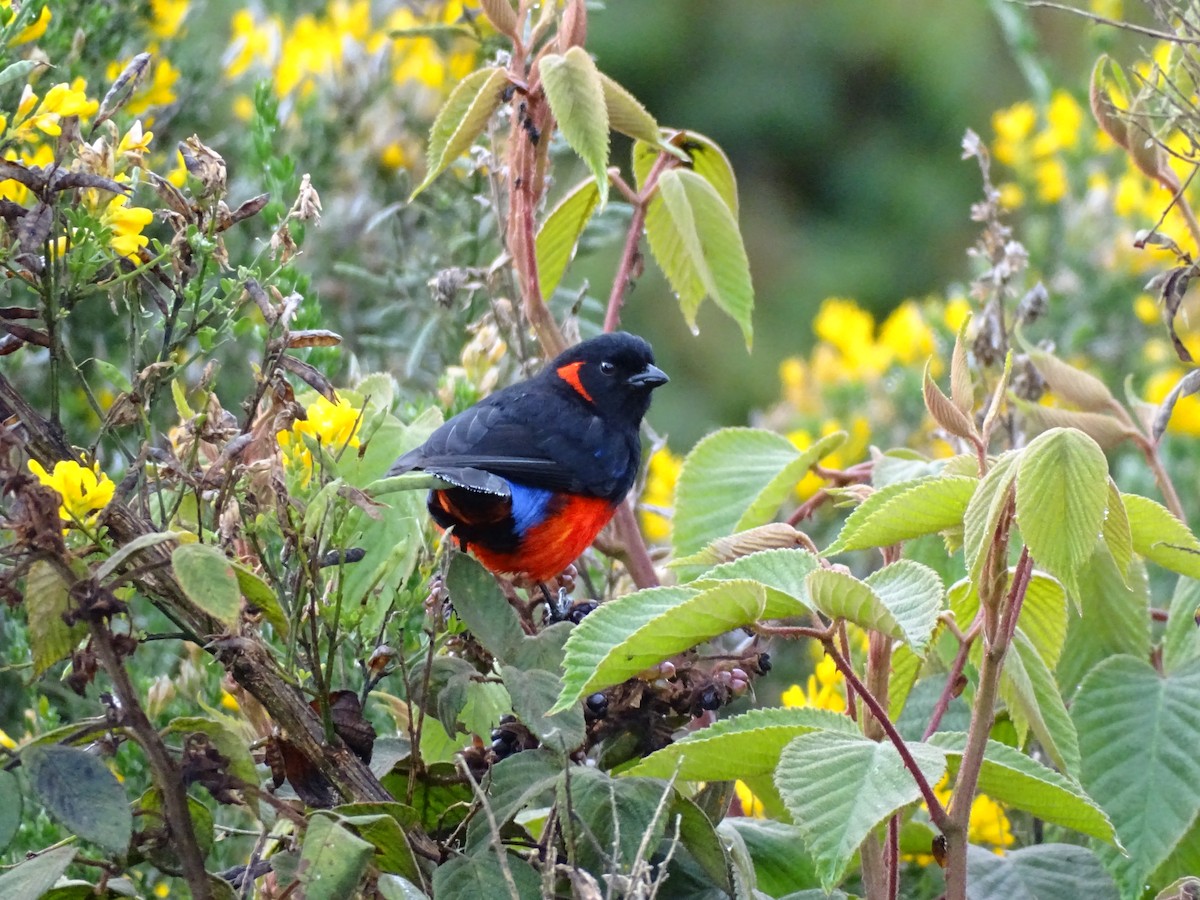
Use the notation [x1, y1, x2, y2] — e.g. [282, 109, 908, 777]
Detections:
[508, 482, 556, 536]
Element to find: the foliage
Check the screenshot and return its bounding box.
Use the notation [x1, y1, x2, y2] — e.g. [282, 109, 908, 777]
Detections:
[1, 2, 1200, 900]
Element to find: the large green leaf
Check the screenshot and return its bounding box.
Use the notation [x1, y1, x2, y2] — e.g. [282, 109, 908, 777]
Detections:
[719, 819, 822, 897]
[23, 745, 132, 855]
[1102, 478, 1133, 582]
[825, 475, 977, 555]
[691, 547, 820, 607]
[1073, 655, 1200, 895]
[1057, 549, 1150, 696]
[1164, 577, 1200, 674]
[299, 814, 374, 900]
[864, 560, 944, 656]
[26, 561, 84, 677]
[1014, 572, 1068, 670]
[673, 428, 842, 559]
[1123, 493, 1200, 580]
[466, 749, 561, 850]
[963, 451, 1019, 591]
[0, 768, 19, 852]
[598, 71, 667, 149]
[625, 707, 857, 780]
[806, 568, 902, 639]
[540, 47, 609, 207]
[552, 580, 805, 713]
[535, 177, 600, 299]
[965, 843, 1119, 900]
[775, 731, 946, 889]
[1015, 428, 1110, 595]
[560, 768, 671, 876]
[0, 846, 78, 900]
[929, 733, 1115, 842]
[411, 66, 507, 199]
[634, 130, 738, 213]
[172, 542, 241, 627]
[502, 667, 585, 752]
[999, 630, 1080, 776]
[431, 850, 541, 898]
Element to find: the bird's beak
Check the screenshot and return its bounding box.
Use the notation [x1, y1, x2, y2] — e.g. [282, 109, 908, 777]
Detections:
[627, 363, 669, 389]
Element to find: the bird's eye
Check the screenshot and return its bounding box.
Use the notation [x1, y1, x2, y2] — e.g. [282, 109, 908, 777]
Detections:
[599, 360, 616, 375]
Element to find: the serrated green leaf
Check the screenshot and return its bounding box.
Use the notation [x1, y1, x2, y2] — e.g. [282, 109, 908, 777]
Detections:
[634, 131, 738, 212]
[466, 749, 561, 850]
[1073, 656, 1200, 895]
[1057, 549, 1150, 696]
[1123, 493, 1200, 580]
[719, 818, 823, 897]
[432, 852, 540, 899]
[172, 543, 241, 627]
[888, 641, 925, 721]
[299, 814, 375, 900]
[692, 547, 820, 608]
[503, 667, 585, 752]
[559, 769, 671, 876]
[929, 733, 1115, 842]
[1015, 573, 1068, 670]
[826, 475, 977, 555]
[411, 66, 507, 199]
[865, 560, 945, 656]
[776, 731, 945, 889]
[0, 768, 19, 853]
[1164, 577, 1200, 674]
[535, 177, 600, 299]
[965, 843, 1119, 900]
[963, 451, 1019, 591]
[26, 561, 85, 677]
[552, 580, 799, 713]
[598, 71, 661, 147]
[1102, 478, 1133, 583]
[1014, 399, 1135, 450]
[1027, 349, 1118, 412]
[540, 47, 609, 208]
[626, 707, 858, 780]
[333, 808, 422, 883]
[24, 746, 132, 856]
[1000, 630, 1080, 775]
[1016, 428, 1109, 594]
[650, 168, 754, 346]
[673, 428, 841, 559]
[806, 568, 902, 639]
[445, 553, 524, 660]
[671, 792, 734, 892]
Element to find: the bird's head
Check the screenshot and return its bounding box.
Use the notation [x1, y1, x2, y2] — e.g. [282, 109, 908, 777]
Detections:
[549, 332, 668, 426]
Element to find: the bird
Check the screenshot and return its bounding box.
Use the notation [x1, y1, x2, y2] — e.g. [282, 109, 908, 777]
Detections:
[389, 332, 668, 584]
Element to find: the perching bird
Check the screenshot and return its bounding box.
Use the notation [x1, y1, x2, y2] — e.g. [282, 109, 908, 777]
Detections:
[389, 332, 668, 583]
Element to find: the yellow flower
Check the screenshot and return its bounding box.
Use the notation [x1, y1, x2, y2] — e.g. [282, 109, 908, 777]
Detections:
[277, 394, 364, 484]
[101, 195, 155, 259]
[3, 0, 51, 45]
[219, 689, 240, 712]
[28, 458, 115, 528]
[154, 881, 171, 898]
[0, 727, 16, 750]
[992, 101, 1036, 166]
[380, 140, 411, 170]
[13, 81, 98, 138]
[1033, 157, 1068, 204]
[1134, 293, 1160, 326]
[116, 120, 154, 163]
[879, 301, 936, 367]
[734, 780, 765, 818]
[225, 10, 280, 79]
[148, 0, 189, 39]
[943, 295, 972, 333]
[997, 181, 1025, 210]
[125, 58, 179, 114]
[1045, 90, 1083, 153]
[781, 655, 847, 714]
[640, 447, 681, 543]
[813, 297, 889, 378]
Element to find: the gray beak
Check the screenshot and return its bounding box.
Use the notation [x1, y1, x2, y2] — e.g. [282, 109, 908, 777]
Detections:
[627, 363, 669, 389]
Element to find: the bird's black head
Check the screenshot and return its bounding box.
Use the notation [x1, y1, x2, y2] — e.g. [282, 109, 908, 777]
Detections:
[548, 332, 668, 426]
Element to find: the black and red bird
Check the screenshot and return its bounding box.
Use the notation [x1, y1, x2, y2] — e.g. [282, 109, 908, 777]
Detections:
[389, 332, 668, 583]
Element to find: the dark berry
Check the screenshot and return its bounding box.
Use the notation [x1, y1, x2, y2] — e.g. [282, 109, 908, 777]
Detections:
[568, 601, 598, 624]
[755, 652, 772, 674]
[585, 692, 608, 717]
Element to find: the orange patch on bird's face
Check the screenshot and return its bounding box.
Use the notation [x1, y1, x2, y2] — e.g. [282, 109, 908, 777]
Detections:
[470, 494, 615, 582]
[556, 361, 594, 403]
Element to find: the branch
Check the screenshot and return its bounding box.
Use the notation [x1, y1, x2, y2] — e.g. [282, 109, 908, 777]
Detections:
[603, 153, 675, 333]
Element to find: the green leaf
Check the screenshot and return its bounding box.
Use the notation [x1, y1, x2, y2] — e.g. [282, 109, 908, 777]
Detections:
[671, 792, 733, 893]
[1013, 399, 1135, 450]
[1057, 549, 1150, 696]
[377, 874, 429, 900]
[0, 846, 78, 900]
[806, 568, 902, 639]
[719, 818, 822, 896]
[0, 59, 40, 91]
[1015, 573, 1068, 670]
[673, 428, 842, 559]
[502, 668, 585, 752]
[24, 745, 132, 855]
[1102, 478, 1133, 582]
[162, 717, 260, 814]
[775, 731, 946, 889]
[299, 814, 375, 900]
[26, 561, 84, 677]
[172, 543, 241, 627]
[1026, 349, 1119, 412]
[691, 547, 820, 607]
[634, 131, 738, 212]
[335, 810, 422, 883]
[0, 768, 19, 852]
[540, 47, 609, 208]
[825, 475, 977, 555]
[535, 177, 600, 299]
[1016, 428, 1110, 594]
[999, 629, 1080, 775]
[888, 641, 925, 721]
[94, 530, 183, 583]
[1163, 577, 1200, 674]
[1073, 656, 1200, 895]
[229, 560, 289, 637]
[445, 553, 524, 660]
[649, 168, 754, 346]
[625, 707, 857, 780]
[466, 749, 561, 850]
[411, 66, 507, 199]
[559, 768, 670, 875]
[1123, 492, 1200, 580]
[929, 733, 1116, 842]
[553, 580, 802, 713]
[598, 71, 663, 148]
[965, 843, 1119, 900]
[432, 852, 541, 899]
[865, 560, 944, 656]
[963, 451, 1019, 591]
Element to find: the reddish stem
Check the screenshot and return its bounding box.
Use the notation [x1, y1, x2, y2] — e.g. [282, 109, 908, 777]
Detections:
[603, 151, 675, 333]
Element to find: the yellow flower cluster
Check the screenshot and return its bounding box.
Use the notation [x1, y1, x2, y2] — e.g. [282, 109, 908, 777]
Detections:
[991, 89, 1085, 206]
[225, 1, 477, 103]
[277, 394, 364, 486]
[1, 0, 51, 46]
[781, 655, 847, 714]
[27, 458, 115, 529]
[640, 447, 682, 543]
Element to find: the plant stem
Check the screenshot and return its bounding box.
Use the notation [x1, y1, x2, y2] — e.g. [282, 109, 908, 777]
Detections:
[611, 499, 659, 588]
[603, 152, 674, 333]
[1138, 435, 1187, 522]
[922, 616, 981, 741]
